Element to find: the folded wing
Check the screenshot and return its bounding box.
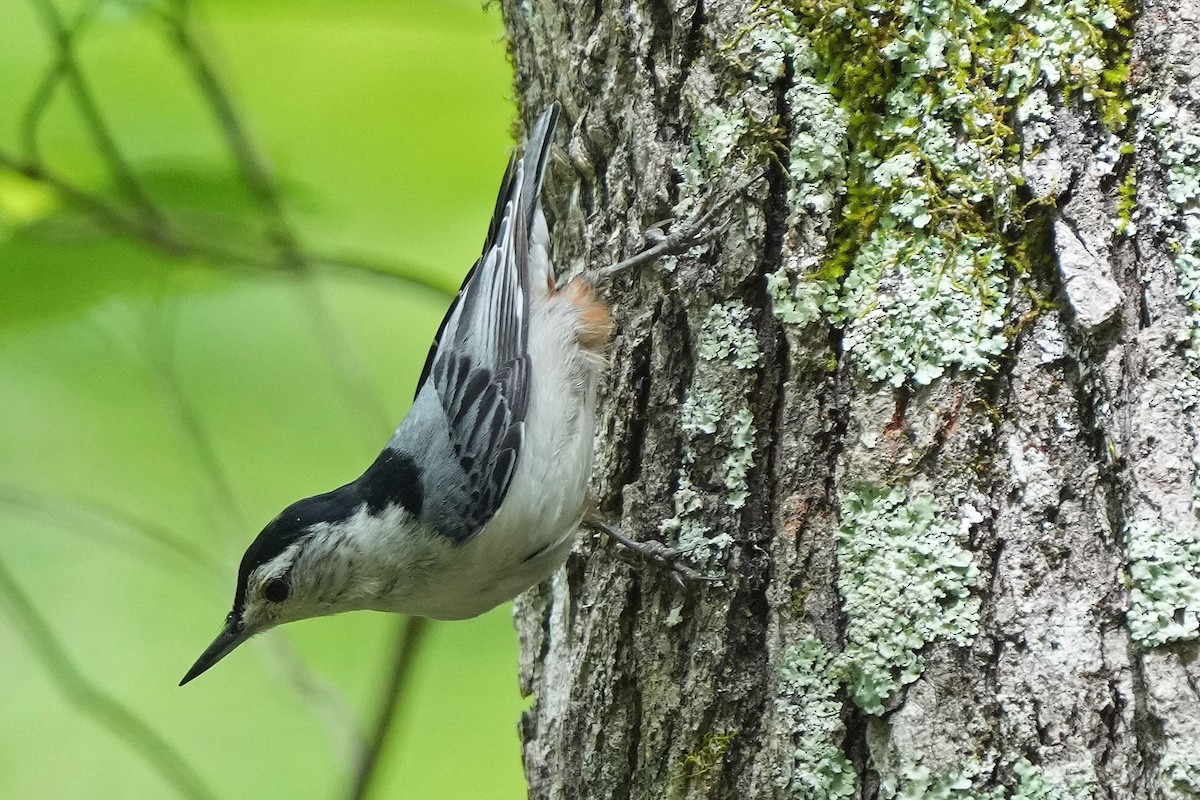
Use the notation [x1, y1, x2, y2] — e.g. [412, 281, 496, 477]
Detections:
[414, 105, 559, 541]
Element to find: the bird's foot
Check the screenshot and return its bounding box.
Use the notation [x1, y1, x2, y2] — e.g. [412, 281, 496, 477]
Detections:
[584, 517, 723, 588]
[584, 173, 765, 285]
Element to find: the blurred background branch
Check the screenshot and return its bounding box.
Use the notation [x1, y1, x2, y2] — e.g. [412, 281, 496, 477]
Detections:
[0, 0, 523, 797]
[348, 615, 429, 800]
[0, 556, 219, 800]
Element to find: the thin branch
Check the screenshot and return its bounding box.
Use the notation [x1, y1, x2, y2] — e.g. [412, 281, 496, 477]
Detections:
[259, 633, 368, 769]
[160, 18, 438, 791]
[0, 555, 219, 800]
[26, 0, 167, 224]
[0, 151, 184, 253]
[292, 277, 393, 438]
[96, 308, 370, 758]
[10, 4, 438, 785]
[346, 616, 429, 800]
[0, 481, 216, 575]
[133, 302, 245, 534]
[162, 1, 302, 269]
[21, 0, 95, 164]
[0, 151, 450, 295]
[160, 5, 394, 436]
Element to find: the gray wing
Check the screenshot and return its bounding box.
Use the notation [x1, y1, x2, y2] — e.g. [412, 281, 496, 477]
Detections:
[415, 104, 558, 541]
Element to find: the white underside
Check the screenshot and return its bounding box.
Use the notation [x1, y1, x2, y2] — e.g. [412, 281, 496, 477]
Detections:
[388, 287, 600, 620]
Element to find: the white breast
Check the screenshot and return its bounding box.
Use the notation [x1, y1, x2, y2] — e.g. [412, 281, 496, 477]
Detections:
[398, 288, 604, 620]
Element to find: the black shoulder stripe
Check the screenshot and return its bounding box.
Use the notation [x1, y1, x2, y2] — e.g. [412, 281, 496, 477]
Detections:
[358, 449, 423, 517]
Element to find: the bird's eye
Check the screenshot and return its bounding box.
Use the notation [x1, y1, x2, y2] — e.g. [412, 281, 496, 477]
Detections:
[263, 577, 291, 603]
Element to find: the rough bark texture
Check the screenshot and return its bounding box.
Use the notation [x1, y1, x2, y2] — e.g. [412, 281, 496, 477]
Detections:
[500, 0, 1200, 797]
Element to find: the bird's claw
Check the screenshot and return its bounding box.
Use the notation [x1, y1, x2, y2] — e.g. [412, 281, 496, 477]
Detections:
[586, 172, 765, 285]
[584, 517, 724, 587]
[642, 187, 737, 256]
[631, 540, 725, 588]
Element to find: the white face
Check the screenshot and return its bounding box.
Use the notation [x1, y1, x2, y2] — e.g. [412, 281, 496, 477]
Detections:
[238, 506, 432, 631]
[181, 502, 436, 685]
[238, 539, 353, 634]
[237, 555, 300, 635]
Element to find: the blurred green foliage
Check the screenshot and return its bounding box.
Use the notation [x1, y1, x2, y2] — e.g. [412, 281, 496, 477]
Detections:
[0, 0, 528, 798]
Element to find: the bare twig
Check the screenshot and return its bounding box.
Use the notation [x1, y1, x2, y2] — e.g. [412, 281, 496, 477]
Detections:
[258, 633, 368, 769]
[10, 2, 439, 785]
[0, 151, 186, 254]
[0, 481, 216, 575]
[346, 615, 429, 800]
[158, 17, 432, 782]
[162, 0, 302, 269]
[0, 555, 219, 800]
[161, 4, 393, 434]
[0, 149, 446, 291]
[96, 308, 370, 760]
[292, 272, 393, 438]
[22, 0, 96, 164]
[26, 0, 167, 224]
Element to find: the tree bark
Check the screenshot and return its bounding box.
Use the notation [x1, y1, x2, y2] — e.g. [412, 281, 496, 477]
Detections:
[500, 0, 1200, 797]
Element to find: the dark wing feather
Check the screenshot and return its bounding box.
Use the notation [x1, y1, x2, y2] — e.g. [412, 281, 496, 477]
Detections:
[413, 149, 520, 398]
[418, 104, 558, 541]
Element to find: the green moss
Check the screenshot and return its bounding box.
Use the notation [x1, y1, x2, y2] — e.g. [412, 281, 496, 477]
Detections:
[676, 730, 738, 785]
[730, 0, 1134, 385]
[1115, 164, 1137, 235]
[789, 585, 813, 615]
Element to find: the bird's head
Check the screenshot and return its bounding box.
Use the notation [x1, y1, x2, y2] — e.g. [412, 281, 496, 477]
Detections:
[180, 491, 356, 685]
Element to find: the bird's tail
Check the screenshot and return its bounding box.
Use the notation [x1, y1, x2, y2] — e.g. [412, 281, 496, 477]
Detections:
[517, 104, 558, 295]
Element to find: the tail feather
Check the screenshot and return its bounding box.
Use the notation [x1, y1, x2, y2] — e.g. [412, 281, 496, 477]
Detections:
[413, 103, 560, 399]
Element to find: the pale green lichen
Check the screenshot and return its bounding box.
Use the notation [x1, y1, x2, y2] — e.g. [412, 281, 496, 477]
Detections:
[747, 8, 850, 220]
[680, 391, 723, 437]
[697, 301, 762, 369]
[675, 103, 755, 214]
[1124, 91, 1200, 647]
[768, 263, 833, 327]
[836, 230, 1009, 387]
[1124, 516, 1200, 646]
[750, 0, 1130, 385]
[1160, 754, 1200, 800]
[880, 757, 1094, 800]
[743, 8, 850, 329]
[883, 757, 991, 800]
[723, 405, 757, 509]
[660, 302, 761, 559]
[678, 105, 750, 187]
[1137, 92, 1200, 359]
[836, 486, 981, 714]
[775, 637, 857, 799]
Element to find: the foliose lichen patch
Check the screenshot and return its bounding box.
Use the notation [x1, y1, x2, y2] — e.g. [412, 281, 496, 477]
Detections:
[835, 486, 981, 714]
[775, 636, 857, 799]
[880, 756, 1095, 799]
[659, 301, 761, 561]
[717, 0, 1131, 386]
[1124, 92, 1200, 648]
[1125, 515, 1200, 646]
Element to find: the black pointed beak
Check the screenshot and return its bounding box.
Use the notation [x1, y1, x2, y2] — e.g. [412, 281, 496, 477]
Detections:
[180, 616, 249, 686]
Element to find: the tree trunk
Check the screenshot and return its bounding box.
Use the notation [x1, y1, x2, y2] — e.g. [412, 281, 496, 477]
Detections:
[500, 0, 1200, 797]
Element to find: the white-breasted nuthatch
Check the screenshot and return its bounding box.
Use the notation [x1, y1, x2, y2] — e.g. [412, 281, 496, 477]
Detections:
[182, 105, 612, 684]
[182, 104, 737, 684]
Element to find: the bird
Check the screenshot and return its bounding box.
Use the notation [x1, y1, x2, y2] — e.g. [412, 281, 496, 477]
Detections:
[181, 104, 614, 685]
